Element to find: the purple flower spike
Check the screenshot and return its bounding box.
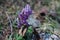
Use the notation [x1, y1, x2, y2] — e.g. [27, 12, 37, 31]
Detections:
[19, 4, 32, 16]
[24, 4, 31, 12]
[17, 4, 32, 28]
[24, 4, 32, 15]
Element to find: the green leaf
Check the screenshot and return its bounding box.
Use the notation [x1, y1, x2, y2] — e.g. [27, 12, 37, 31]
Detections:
[27, 26, 33, 33]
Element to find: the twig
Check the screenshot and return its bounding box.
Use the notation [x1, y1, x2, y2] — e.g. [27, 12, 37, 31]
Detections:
[6, 11, 13, 33]
[5, 11, 13, 40]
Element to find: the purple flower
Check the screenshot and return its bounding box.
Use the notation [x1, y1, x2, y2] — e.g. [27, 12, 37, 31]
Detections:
[23, 4, 32, 15]
[24, 4, 32, 12]
[18, 4, 32, 28]
[18, 4, 32, 19]
[18, 20, 29, 28]
[19, 14, 28, 20]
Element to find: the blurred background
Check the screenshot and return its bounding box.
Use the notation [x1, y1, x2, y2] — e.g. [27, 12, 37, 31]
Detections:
[0, 0, 60, 40]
